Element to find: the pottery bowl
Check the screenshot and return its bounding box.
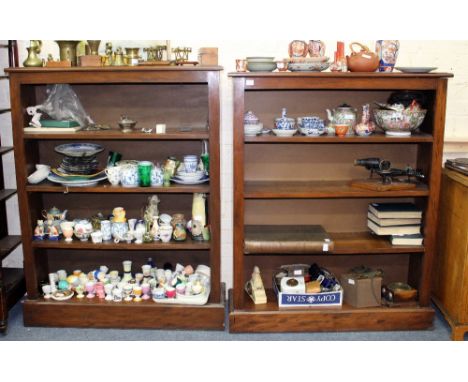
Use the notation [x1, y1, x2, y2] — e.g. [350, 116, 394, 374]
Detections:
[373, 109, 427, 135]
[246, 57, 275, 62]
[272, 129, 297, 137]
[246, 61, 277, 72]
[244, 123, 263, 136]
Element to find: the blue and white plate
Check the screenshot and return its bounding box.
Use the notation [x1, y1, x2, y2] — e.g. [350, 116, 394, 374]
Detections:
[55, 143, 104, 157]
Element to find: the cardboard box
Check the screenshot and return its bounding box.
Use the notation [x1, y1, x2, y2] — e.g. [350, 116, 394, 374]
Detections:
[273, 277, 343, 308]
[340, 273, 382, 308]
[198, 47, 218, 66]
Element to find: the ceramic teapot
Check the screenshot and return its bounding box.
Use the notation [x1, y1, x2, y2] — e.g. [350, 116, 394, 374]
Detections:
[346, 42, 380, 72]
[42, 206, 68, 222]
[326, 104, 357, 129]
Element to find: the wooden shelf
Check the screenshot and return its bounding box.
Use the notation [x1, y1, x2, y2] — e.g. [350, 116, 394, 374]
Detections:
[26, 181, 210, 194]
[23, 283, 225, 330]
[0, 235, 22, 261]
[23, 127, 209, 141]
[0, 146, 13, 155]
[229, 72, 453, 78]
[0, 189, 16, 202]
[245, 132, 434, 144]
[244, 180, 429, 199]
[31, 237, 210, 251]
[243, 231, 424, 255]
[229, 289, 433, 333]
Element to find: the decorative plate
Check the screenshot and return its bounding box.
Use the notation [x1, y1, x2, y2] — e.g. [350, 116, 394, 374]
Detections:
[47, 172, 107, 187]
[171, 176, 209, 185]
[50, 290, 74, 301]
[395, 67, 438, 73]
[288, 62, 330, 72]
[54, 143, 104, 157]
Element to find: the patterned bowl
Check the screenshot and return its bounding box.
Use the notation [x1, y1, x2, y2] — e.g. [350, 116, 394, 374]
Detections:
[272, 129, 297, 137]
[373, 109, 427, 136]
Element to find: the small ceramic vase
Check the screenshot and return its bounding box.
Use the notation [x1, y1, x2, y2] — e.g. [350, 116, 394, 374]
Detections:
[85, 281, 95, 299]
[42, 284, 52, 299]
[100, 220, 112, 241]
[134, 230, 143, 244]
[95, 282, 105, 299]
[112, 288, 123, 302]
[104, 283, 114, 301]
[60, 221, 75, 242]
[123, 284, 133, 302]
[133, 285, 143, 302]
[141, 283, 151, 300]
[150, 216, 160, 241]
[75, 284, 85, 299]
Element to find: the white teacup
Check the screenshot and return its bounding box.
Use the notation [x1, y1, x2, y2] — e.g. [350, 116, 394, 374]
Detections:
[105, 166, 121, 186]
[91, 230, 103, 244]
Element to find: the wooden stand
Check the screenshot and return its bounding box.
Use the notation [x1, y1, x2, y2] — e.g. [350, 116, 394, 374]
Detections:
[6, 66, 224, 330]
[350, 179, 417, 191]
[229, 71, 452, 333]
[432, 168, 468, 340]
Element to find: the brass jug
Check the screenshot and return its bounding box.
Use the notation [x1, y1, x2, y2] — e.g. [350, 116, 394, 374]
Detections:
[55, 40, 81, 66]
[23, 40, 43, 67]
[113, 48, 126, 66]
[87, 40, 101, 55]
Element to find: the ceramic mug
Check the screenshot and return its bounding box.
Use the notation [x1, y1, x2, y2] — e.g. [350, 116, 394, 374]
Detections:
[100, 220, 112, 241]
[119, 164, 139, 187]
[165, 286, 176, 299]
[105, 166, 121, 186]
[159, 224, 173, 243]
[183, 155, 199, 173]
[151, 165, 163, 186]
[91, 230, 103, 244]
[112, 222, 128, 242]
[176, 284, 186, 295]
[152, 287, 165, 300]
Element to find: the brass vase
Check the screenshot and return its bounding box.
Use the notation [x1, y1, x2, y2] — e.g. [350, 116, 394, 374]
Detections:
[55, 40, 81, 66]
[87, 40, 101, 55]
[23, 40, 43, 67]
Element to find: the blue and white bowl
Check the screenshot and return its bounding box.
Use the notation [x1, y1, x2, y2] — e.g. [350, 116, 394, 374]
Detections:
[275, 117, 296, 130]
[298, 116, 325, 136]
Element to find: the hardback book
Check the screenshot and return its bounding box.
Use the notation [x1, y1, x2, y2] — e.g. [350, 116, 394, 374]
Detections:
[368, 202, 422, 219]
[367, 220, 421, 236]
[367, 211, 421, 227]
[244, 225, 334, 254]
[390, 234, 424, 246]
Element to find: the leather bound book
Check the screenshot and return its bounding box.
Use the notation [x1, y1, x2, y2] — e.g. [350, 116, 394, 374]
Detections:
[244, 225, 334, 254]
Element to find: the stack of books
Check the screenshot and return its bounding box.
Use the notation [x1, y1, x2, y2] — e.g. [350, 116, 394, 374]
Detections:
[367, 202, 423, 246]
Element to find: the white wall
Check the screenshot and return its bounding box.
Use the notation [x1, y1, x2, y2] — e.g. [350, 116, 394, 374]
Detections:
[2, 41, 468, 288]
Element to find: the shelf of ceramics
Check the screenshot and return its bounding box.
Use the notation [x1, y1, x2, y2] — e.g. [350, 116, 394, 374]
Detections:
[245, 132, 434, 144]
[243, 180, 429, 199]
[31, 238, 210, 251]
[22, 285, 226, 330]
[243, 231, 424, 255]
[26, 182, 210, 194]
[228, 289, 433, 333]
[22, 127, 209, 141]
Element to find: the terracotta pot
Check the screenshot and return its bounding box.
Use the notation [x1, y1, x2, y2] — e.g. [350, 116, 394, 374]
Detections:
[346, 42, 379, 72]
